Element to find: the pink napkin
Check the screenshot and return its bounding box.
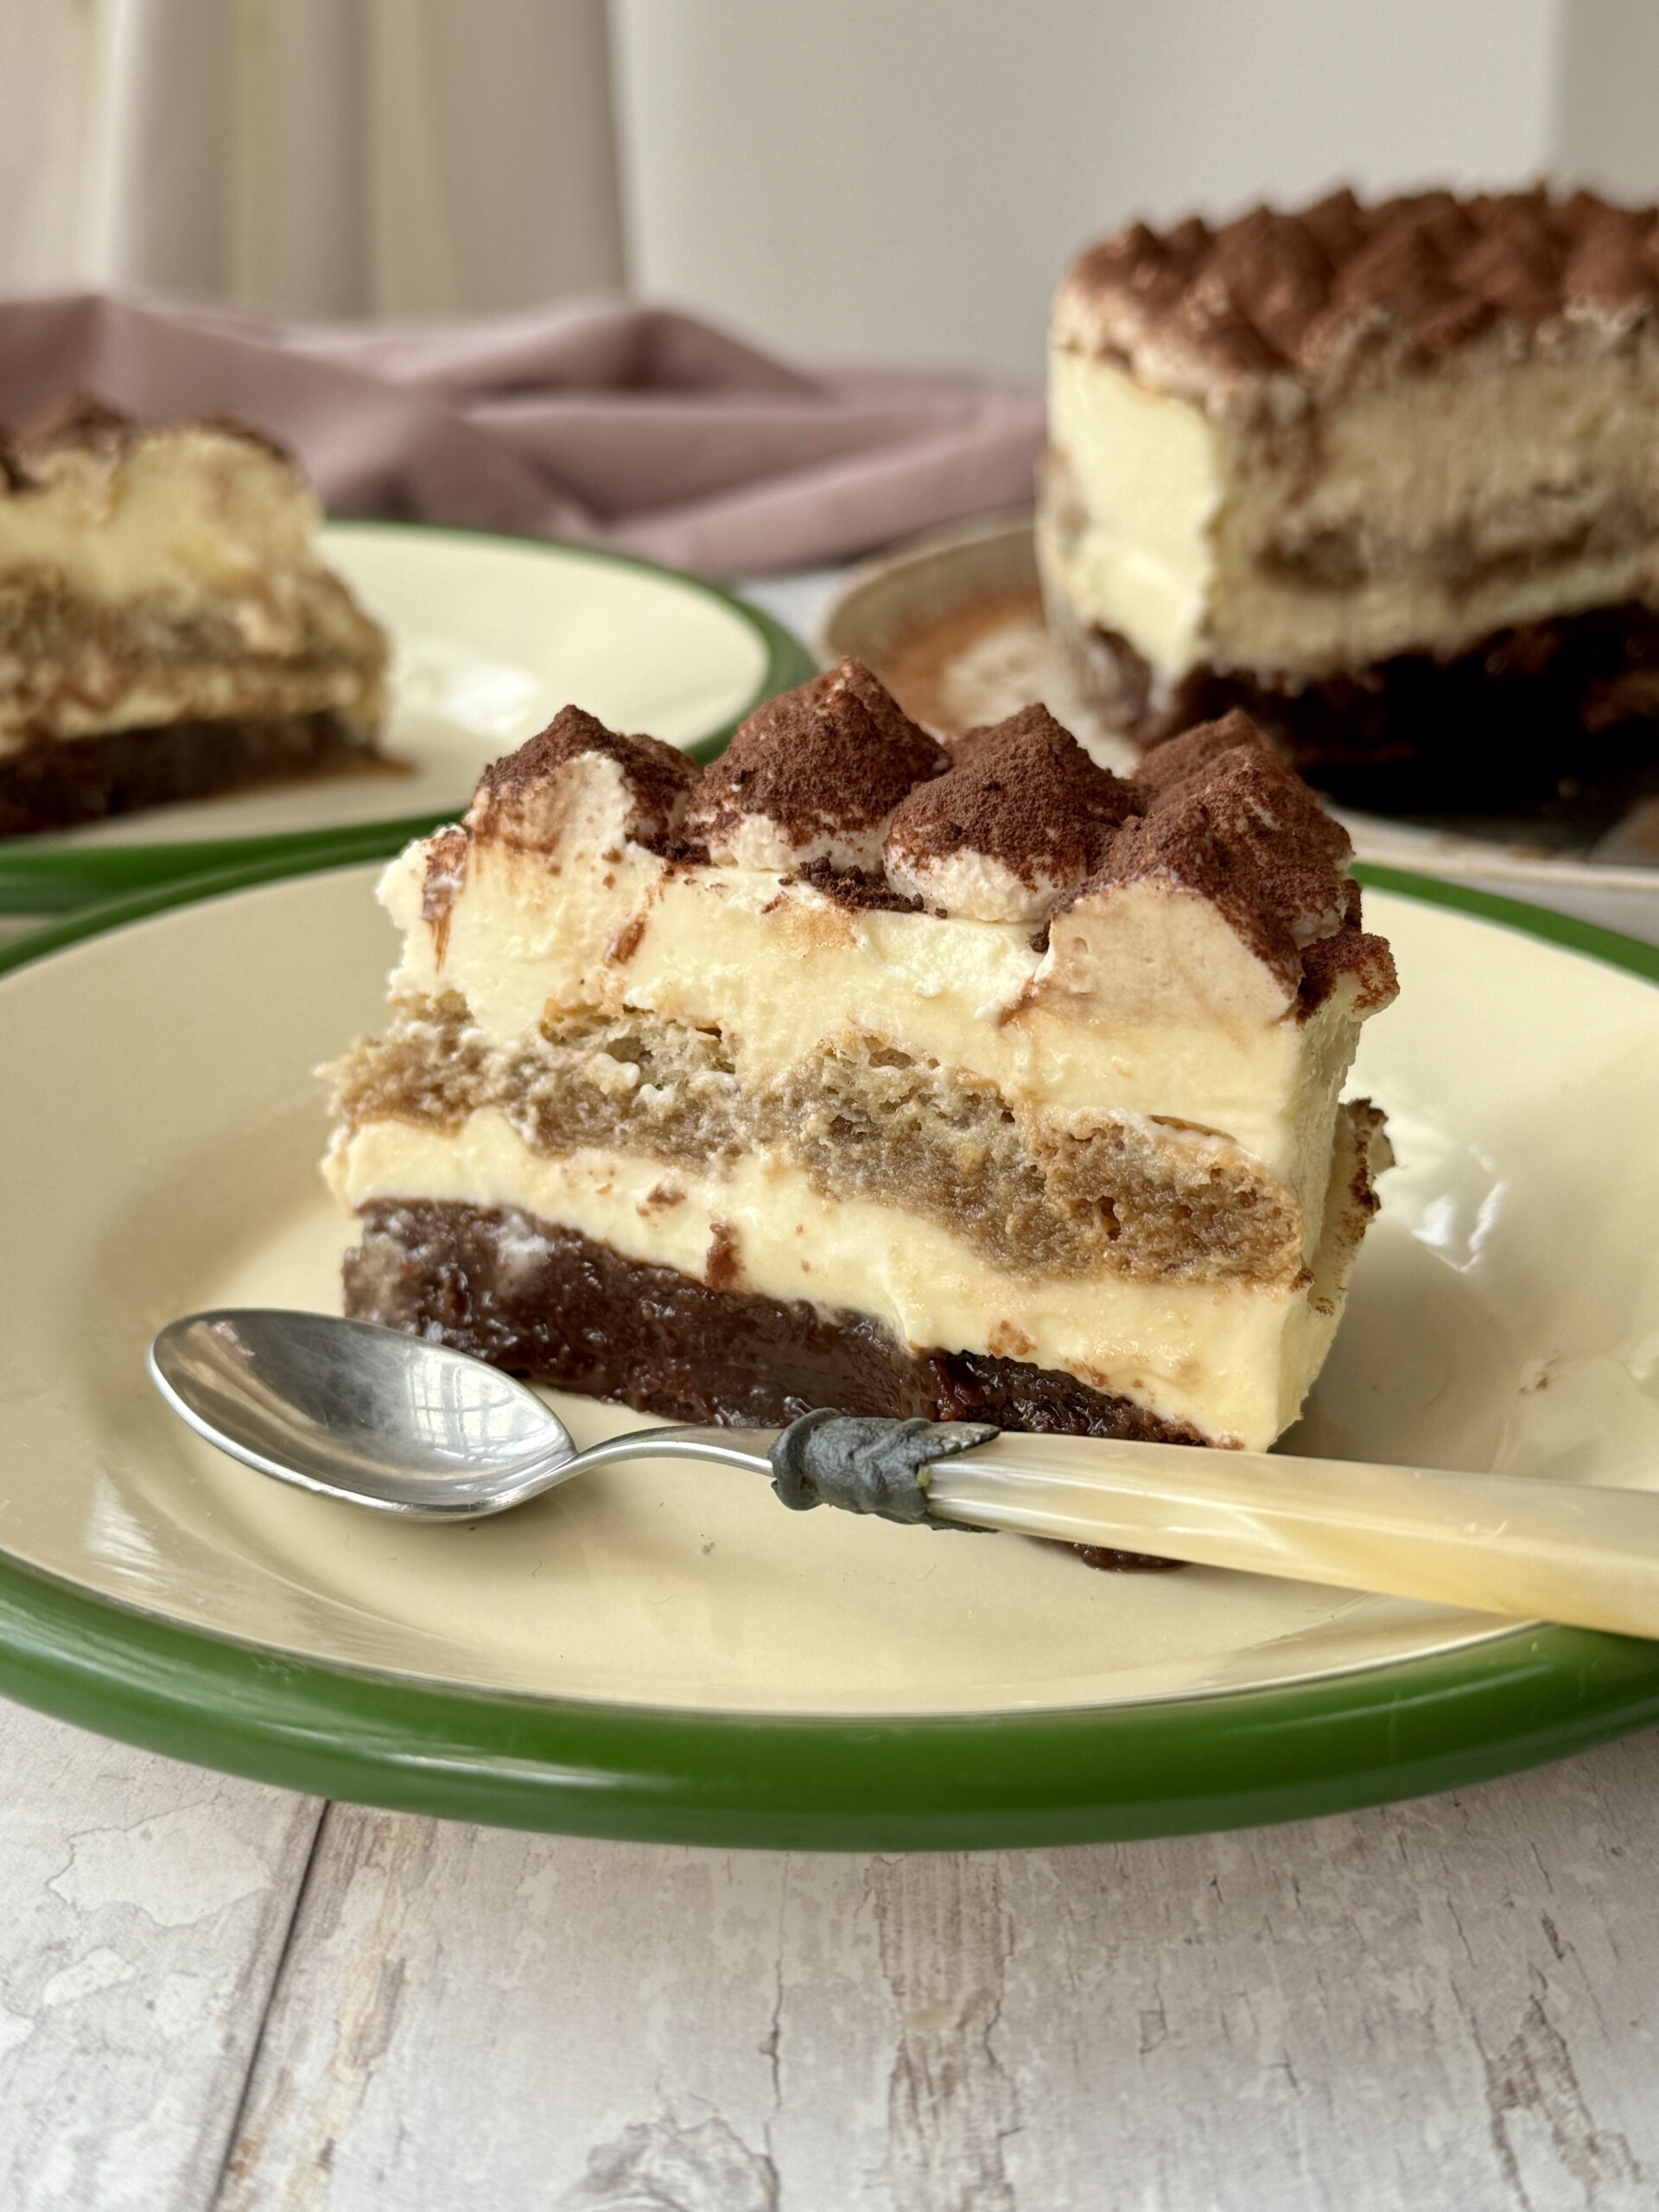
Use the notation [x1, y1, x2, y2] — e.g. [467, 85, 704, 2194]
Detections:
[0, 292, 1043, 577]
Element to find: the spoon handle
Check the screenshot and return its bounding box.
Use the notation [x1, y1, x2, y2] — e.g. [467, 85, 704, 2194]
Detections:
[926, 1435, 1659, 1637]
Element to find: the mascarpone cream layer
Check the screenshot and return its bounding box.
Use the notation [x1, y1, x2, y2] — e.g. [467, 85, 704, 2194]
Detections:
[0, 429, 321, 606]
[381, 837, 1368, 1198]
[1045, 345, 1659, 683]
[0, 428, 385, 748]
[330, 1109, 1374, 1449]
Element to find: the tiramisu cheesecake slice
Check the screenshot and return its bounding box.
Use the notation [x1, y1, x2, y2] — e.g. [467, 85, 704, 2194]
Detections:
[0, 400, 387, 835]
[1039, 188, 1659, 808]
[326, 664, 1395, 1452]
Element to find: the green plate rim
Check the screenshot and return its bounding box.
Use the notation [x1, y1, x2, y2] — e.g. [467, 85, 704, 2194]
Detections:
[3, 853, 1659, 1847]
[0, 519, 817, 914]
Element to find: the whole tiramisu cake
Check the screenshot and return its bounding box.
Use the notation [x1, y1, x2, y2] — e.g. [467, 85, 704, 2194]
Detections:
[0, 400, 387, 835]
[1039, 187, 1659, 808]
[326, 662, 1395, 1454]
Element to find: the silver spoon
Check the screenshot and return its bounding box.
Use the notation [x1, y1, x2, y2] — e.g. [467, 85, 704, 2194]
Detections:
[148, 1309, 995, 1524]
[150, 1307, 1659, 1639]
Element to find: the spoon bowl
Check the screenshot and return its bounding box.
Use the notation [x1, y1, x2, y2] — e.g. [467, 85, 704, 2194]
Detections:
[149, 1309, 583, 1516]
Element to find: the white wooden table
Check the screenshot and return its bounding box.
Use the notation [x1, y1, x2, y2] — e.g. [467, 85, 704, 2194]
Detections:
[7, 1698, 1659, 2211]
[7, 572, 1659, 2212]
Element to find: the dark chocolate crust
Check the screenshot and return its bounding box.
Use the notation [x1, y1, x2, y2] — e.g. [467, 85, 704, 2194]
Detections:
[342, 1198, 1210, 1445]
[1054, 598, 1659, 815]
[0, 709, 380, 836]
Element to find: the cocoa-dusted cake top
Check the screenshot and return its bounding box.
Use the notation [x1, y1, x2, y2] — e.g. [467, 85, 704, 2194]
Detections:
[467, 702, 698, 850]
[885, 704, 1139, 919]
[452, 669, 1391, 1009]
[1095, 714, 1395, 1006]
[0, 394, 297, 491]
[1054, 187, 1659, 410]
[685, 658, 946, 868]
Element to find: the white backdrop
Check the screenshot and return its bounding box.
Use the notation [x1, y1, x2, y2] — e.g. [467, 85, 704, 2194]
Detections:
[3, 0, 1657, 374]
[0, 0, 624, 318]
[610, 0, 1565, 376]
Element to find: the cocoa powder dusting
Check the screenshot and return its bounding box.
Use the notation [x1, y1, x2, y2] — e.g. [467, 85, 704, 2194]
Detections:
[1299, 929, 1399, 1017]
[786, 858, 921, 912]
[2, 395, 301, 488]
[886, 703, 1140, 887]
[472, 703, 698, 851]
[1090, 719, 1355, 982]
[421, 826, 468, 965]
[1060, 186, 1659, 404]
[686, 658, 945, 850]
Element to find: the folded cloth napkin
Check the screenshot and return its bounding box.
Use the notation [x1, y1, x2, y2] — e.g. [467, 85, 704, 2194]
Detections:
[0, 292, 1043, 577]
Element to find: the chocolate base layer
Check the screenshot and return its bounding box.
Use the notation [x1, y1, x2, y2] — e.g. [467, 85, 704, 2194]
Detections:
[1052, 595, 1659, 817]
[0, 709, 381, 836]
[343, 1198, 1211, 1447]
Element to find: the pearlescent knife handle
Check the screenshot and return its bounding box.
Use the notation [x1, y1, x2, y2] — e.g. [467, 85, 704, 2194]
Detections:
[925, 1433, 1659, 1638]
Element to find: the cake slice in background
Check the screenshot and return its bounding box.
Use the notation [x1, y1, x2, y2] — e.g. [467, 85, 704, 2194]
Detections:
[325, 664, 1395, 1455]
[0, 399, 387, 835]
[1039, 188, 1659, 812]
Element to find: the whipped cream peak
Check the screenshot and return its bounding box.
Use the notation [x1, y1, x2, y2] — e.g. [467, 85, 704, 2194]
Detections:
[0, 399, 328, 611]
[465, 704, 697, 855]
[685, 656, 945, 871]
[1129, 709, 1275, 800]
[884, 702, 1140, 923]
[1084, 724, 1363, 986]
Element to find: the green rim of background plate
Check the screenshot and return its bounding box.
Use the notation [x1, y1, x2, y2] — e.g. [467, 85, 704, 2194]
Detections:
[3, 855, 1659, 1847]
[0, 520, 817, 914]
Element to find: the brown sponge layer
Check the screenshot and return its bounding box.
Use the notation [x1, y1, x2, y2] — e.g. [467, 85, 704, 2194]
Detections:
[329, 998, 1312, 1287]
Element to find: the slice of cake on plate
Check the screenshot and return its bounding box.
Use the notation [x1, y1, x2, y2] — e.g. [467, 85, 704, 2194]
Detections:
[325, 662, 1395, 1454]
[1039, 187, 1659, 810]
[0, 399, 388, 835]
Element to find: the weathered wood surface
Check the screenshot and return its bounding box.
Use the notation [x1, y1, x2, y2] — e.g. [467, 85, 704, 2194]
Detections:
[208, 1737, 1659, 2212]
[0, 1700, 321, 2212]
[6, 1693, 1659, 2211]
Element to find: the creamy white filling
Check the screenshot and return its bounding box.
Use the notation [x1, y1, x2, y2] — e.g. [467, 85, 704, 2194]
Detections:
[1045, 346, 1224, 677]
[1045, 343, 1659, 683]
[329, 1111, 1374, 1449]
[884, 842, 1070, 925]
[381, 840, 1368, 1195]
[707, 812, 887, 874]
[0, 429, 320, 605]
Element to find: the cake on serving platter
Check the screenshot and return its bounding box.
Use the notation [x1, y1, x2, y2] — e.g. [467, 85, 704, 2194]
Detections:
[325, 661, 1395, 1457]
[1039, 186, 1659, 810]
[0, 399, 387, 836]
